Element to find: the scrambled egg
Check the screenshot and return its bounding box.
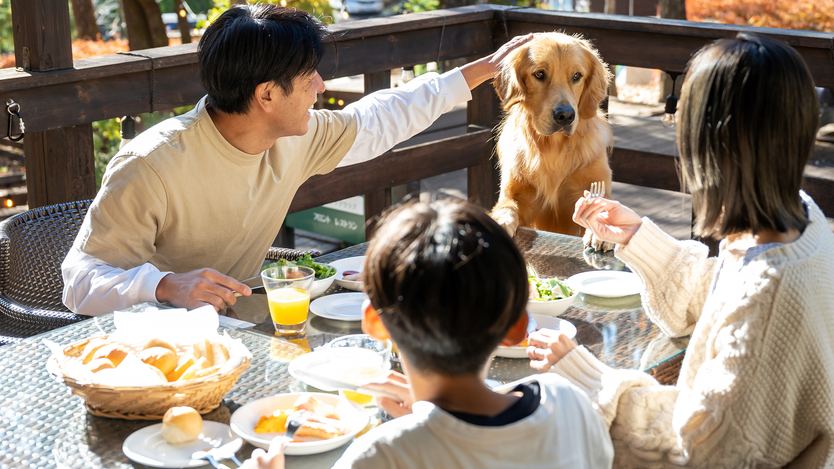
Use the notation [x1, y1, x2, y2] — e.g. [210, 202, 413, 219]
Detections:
[254, 408, 291, 433]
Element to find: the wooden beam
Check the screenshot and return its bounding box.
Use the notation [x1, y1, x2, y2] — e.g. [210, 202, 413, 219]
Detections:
[290, 129, 493, 213]
[363, 71, 393, 240]
[10, 0, 96, 207]
[466, 68, 502, 211]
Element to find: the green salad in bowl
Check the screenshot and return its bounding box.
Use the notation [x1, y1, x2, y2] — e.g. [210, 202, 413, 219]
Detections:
[527, 275, 577, 316]
[262, 254, 336, 298]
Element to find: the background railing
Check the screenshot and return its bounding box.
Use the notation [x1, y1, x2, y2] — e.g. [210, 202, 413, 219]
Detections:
[1, 4, 832, 237]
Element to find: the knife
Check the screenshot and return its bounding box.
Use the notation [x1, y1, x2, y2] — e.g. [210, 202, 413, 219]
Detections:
[233, 275, 265, 297]
[293, 368, 404, 403]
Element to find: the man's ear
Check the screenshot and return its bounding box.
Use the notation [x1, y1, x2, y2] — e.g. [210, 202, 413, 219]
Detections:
[361, 300, 391, 341]
[253, 81, 276, 113]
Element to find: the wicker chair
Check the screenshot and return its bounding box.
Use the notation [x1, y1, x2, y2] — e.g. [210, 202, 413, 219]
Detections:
[0, 199, 318, 345]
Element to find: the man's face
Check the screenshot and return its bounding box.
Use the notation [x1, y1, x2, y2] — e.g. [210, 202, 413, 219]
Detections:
[273, 71, 326, 137]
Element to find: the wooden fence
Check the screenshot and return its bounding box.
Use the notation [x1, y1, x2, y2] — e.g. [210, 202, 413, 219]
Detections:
[1, 4, 832, 235]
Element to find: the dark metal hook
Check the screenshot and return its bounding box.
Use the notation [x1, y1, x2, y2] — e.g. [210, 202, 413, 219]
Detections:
[6, 100, 24, 142]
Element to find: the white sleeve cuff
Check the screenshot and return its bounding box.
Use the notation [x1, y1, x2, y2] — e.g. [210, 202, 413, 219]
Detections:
[548, 346, 609, 399]
[139, 270, 172, 304]
[439, 67, 473, 108]
[616, 217, 685, 287]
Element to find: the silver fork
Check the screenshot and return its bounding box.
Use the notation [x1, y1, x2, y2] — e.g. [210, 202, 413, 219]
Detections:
[285, 410, 314, 442]
[586, 181, 605, 204]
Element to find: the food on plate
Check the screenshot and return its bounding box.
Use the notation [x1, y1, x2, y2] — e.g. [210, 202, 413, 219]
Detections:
[138, 347, 177, 375]
[92, 343, 130, 367]
[342, 270, 362, 282]
[254, 395, 348, 440]
[529, 275, 574, 301]
[262, 254, 336, 280]
[161, 406, 203, 444]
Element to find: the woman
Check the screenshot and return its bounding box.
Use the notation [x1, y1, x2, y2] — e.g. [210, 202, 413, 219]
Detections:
[528, 33, 834, 468]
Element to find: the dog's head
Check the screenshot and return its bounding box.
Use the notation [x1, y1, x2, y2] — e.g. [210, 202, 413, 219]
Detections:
[494, 32, 611, 137]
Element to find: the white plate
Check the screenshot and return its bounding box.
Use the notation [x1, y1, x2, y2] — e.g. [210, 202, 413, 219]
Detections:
[495, 314, 577, 358]
[329, 257, 366, 291]
[567, 271, 643, 298]
[230, 393, 368, 456]
[288, 347, 391, 391]
[309, 292, 367, 321]
[122, 421, 240, 468]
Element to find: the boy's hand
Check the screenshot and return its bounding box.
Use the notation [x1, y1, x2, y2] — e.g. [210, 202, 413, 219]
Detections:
[363, 371, 413, 418]
[526, 328, 577, 372]
[239, 436, 285, 469]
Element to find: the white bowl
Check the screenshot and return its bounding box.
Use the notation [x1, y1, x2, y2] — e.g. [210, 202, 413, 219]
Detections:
[526, 292, 578, 317]
[309, 265, 336, 299]
[329, 256, 366, 292]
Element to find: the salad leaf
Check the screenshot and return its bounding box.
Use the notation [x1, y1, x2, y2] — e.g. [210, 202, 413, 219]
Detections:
[262, 254, 336, 280]
[529, 275, 574, 301]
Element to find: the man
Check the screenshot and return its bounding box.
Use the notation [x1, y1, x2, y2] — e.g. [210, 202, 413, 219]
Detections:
[62, 4, 531, 316]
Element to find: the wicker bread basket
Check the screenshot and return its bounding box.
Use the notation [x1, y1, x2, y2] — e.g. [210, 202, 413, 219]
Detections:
[47, 336, 251, 420]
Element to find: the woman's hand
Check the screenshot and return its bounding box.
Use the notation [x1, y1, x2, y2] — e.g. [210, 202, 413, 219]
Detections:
[460, 33, 535, 90]
[363, 370, 414, 418]
[527, 328, 577, 373]
[572, 194, 643, 247]
[239, 437, 285, 469]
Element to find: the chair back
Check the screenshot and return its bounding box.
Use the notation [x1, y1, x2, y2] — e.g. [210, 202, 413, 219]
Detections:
[0, 200, 92, 312]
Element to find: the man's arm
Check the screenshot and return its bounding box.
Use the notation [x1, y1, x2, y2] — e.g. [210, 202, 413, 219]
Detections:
[337, 34, 534, 167]
[62, 247, 252, 315]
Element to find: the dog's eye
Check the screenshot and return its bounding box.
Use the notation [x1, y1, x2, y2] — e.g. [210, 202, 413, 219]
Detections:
[533, 70, 546, 80]
[572, 72, 583, 83]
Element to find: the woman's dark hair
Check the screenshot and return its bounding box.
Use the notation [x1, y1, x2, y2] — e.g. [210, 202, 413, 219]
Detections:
[678, 33, 818, 238]
[363, 198, 529, 375]
[198, 5, 330, 115]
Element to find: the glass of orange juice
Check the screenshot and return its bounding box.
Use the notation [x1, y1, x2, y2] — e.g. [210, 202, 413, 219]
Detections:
[261, 266, 315, 336]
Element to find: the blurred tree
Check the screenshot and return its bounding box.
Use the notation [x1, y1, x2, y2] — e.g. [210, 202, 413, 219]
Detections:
[0, 0, 12, 54]
[120, 0, 168, 50]
[210, 0, 334, 24]
[71, 0, 100, 40]
[173, 0, 192, 43]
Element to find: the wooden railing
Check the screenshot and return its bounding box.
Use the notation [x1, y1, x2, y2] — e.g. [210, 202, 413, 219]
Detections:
[1, 5, 832, 231]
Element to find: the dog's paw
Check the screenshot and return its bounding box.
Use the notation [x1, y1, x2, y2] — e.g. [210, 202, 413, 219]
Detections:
[491, 209, 520, 237]
[583, 229, 615, 253]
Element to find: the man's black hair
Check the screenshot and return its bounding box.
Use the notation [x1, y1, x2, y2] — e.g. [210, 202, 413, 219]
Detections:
[198, 5, 330, 114]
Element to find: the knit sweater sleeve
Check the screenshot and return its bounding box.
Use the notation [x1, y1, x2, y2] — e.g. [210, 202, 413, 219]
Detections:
[551, 278, 777, 467]
[615, 218, 718, 337]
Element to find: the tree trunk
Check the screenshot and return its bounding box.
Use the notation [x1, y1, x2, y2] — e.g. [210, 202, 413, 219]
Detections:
[174, 0, 192, 44]
[604, 0, 616, 14]
[69, 0, 100, 40]
[659, 0, 686, 101]
[122, 0, 169, 50]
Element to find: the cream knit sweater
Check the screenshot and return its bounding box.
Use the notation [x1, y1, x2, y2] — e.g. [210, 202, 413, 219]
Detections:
[551, 192, 834, 468]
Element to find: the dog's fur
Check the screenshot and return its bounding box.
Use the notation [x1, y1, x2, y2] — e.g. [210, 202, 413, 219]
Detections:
[490, 33, 614, 250]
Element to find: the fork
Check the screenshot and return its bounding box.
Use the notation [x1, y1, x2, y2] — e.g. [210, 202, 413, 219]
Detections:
[586, 181, 605, 204]
[284, 410, 314, 443]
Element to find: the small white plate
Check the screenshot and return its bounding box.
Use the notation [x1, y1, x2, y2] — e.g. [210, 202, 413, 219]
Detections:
[567, 271, 643, 298]
[309, 292, 367, 321]
[230, 393, 368, 456]
[122, 421, 240, 468]
[495, 314, 577, 359]
[288, 347, 391, 391]
[329, 257, 366, 291]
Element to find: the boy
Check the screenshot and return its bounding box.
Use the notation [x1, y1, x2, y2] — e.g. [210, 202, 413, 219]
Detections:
[333, 199, 614, 468]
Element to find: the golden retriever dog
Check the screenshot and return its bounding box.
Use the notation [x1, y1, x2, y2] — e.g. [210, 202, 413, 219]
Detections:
[490, 32, 614, 251]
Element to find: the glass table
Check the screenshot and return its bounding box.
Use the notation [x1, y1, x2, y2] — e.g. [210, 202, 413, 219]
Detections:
[0, 228, 687, 468]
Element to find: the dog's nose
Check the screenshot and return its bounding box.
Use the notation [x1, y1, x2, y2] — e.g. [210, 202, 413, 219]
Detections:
[552, 106, 576, 126]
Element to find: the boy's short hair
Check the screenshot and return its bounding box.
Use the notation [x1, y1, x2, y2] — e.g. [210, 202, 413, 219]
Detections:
[678, 33, 818, 238]
[363, 199, 529, 375]
[198, 5, 329, 115]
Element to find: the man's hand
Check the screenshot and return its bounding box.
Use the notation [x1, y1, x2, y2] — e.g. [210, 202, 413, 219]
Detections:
[363, 370, 414, 419]
[155, 268, 251, 311]
[459, 33, 535, 90]
[526, 328, 577, 373]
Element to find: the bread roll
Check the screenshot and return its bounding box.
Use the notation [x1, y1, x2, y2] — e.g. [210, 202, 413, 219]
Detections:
[143, 338, 177, 356]
[211, 341, 230, 367]
[194, 365, 220, 379]
[81, 338, 112, 365]
[138, 347, 177, 375]
[147, 363, 168, 382]
[178, 357, 208, 381]
[92, 343, 130, 367]
[86, 357, 115, 373]
[166, 354, 196, 382]
[161, 406, 203, 444]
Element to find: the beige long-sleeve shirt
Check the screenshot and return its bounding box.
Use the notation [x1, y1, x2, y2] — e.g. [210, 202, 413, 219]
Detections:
[551, 192, 834, 468]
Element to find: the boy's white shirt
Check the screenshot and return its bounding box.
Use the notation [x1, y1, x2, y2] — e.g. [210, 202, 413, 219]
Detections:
[333, 373, 614, 469]
[62, 69, 471, 316]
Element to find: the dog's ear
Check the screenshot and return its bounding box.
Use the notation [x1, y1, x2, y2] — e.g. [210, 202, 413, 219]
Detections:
[493, 46, 527, 111]
[577, 38, 612, 120]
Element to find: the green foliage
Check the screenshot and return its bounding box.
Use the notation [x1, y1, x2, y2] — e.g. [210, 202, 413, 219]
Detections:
[209, 0, 335, 25]
[0, 0, 13, 55]
[159, 0, 216, 14]
[399, 0, 438, 13]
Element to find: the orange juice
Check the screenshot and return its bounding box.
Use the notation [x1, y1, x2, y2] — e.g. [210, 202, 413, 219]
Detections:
[268, 288, 310, 326]
[339, 389, 374, 406]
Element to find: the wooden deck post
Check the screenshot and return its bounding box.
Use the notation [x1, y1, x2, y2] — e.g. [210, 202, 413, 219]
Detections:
[10, 0, 96, 208]
[466, 68, 502, 211]
[363, 71, 393, 240]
